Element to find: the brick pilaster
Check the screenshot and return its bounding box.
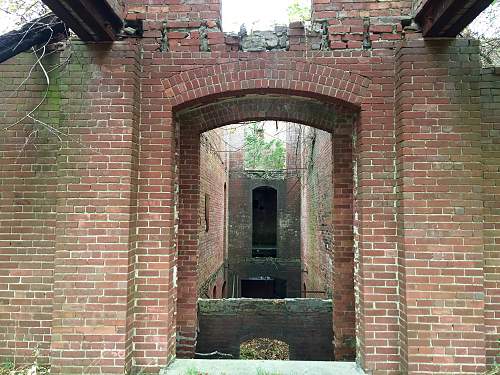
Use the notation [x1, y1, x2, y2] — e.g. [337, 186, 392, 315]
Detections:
[176, 125, 201, 357]
[396, 38, 485, 374]
[50, 41, 141, 374]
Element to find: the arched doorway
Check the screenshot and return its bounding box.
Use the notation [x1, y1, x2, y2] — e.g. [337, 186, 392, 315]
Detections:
[175, 93, 356, 361]
[163, 58, 393, 370]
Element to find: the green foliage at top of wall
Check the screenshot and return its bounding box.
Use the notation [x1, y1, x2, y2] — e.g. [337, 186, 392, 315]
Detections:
[244, 122, 285, 171]
[287, 0, 311, 22]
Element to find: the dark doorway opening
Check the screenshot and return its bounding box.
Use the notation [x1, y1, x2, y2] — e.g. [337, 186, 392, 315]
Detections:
[252, 186, 277, 257]
[241, 277, 287, 299]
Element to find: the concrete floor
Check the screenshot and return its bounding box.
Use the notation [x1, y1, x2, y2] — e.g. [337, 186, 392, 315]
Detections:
[163, 359, 365, 375]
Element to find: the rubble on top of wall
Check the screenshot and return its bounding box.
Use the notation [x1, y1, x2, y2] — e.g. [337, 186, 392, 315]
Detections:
[225, 25, 289, 52]
[225, 22, 328, 52]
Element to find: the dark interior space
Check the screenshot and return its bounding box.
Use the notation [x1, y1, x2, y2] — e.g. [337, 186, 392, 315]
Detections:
[252, 186, 277, 256]
[241, 278, 287, 299]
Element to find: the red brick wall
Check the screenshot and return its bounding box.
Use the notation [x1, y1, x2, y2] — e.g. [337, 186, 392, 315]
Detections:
[124, 0, 223, 52]
[198, 129, 228, 298]
[49, 42, 141, 375]
[0, 52, 59, 365]
[300, 119, 355, 360]
[300, 127, 334, 297]
[332, 120, 356, 360]
[0, 1, 496, 372]
[311, 0, 412, 50]
[0, 42, 144, 374]
[172, 127, 228, 356]
[396, 38, 485, 374]
[196, 298, 334, 360]
[481, 67, 500, 367]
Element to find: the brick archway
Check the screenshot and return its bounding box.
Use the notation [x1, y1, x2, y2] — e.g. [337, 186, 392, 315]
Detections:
[167, 59, 362, 359]
[175, 94, 355, 134]
[151, 56, 401, 373]
[163, 59, 369, 111]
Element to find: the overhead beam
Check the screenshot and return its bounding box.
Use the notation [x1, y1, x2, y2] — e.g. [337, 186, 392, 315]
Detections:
[41, 0, 123, 42]
[0, 14, 68, 63]
[415, 0, 494, 37]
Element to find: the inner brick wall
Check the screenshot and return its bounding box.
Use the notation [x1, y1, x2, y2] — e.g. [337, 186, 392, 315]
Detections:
[197, 129, 228, 299]
[300, 120, 356, 360]
[196, 298, 334, 360]
[226, 124, 302, 299]
[300, 127, 334, 298]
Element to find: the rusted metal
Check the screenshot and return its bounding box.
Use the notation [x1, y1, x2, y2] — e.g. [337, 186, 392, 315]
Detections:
[41, 0, 123, 42]
[415, 0, 494, 37]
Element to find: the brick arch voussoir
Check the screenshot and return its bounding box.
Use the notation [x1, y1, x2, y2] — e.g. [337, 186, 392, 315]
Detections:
[176, 95, 356, 134]
[163, 59, 370, 110]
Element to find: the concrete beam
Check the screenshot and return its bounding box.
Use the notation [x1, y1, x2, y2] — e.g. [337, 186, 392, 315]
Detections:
[41, 0, 123, 42]
[415, 0, 494, 37]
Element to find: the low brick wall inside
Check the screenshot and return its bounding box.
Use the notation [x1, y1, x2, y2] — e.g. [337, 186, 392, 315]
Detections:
[196, 298, 334, 361]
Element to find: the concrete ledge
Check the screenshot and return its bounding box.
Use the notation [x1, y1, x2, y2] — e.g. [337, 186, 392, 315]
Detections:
[164, 359, 365, 375]
[198, 298, 332, 314]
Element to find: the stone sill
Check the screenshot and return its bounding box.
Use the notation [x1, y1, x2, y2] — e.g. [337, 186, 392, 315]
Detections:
[163, 359, 366, 375]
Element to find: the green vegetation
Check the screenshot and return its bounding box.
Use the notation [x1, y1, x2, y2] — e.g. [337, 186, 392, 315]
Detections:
[461, 1, 500, 65]
[244, 123, 285, 171]
[0, 359, 49, 375]
[287, 0, 311, 23]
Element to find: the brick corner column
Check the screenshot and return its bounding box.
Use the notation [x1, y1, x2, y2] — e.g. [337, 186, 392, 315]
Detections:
[395, 38, 485, 374]
[332, 118, 356, 360]
[176, 125, 201, 358]
[49, 41, 141, 374]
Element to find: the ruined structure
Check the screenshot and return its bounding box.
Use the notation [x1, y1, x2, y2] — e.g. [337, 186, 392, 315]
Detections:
[224, 123, 302, 299]
[0, 0, 498, 374]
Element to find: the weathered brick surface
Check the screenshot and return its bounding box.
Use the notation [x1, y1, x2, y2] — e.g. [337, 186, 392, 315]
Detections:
[196, 298, 333, 360]
[311, 0, 411, 50]
[301, 127, 334, 298]
[197, 129, 228, 300]
[396, 39, 485, 374]
[0, 0, 497, 373]
[48, 42, 141, 374]
[481, 67, 500, 367]
[227, 171, 302, 297]
[300, 120, 355, 360]
[225, 124, 302, 298]
[0, 52, 59, 365]
[332, 120, 356, 360]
